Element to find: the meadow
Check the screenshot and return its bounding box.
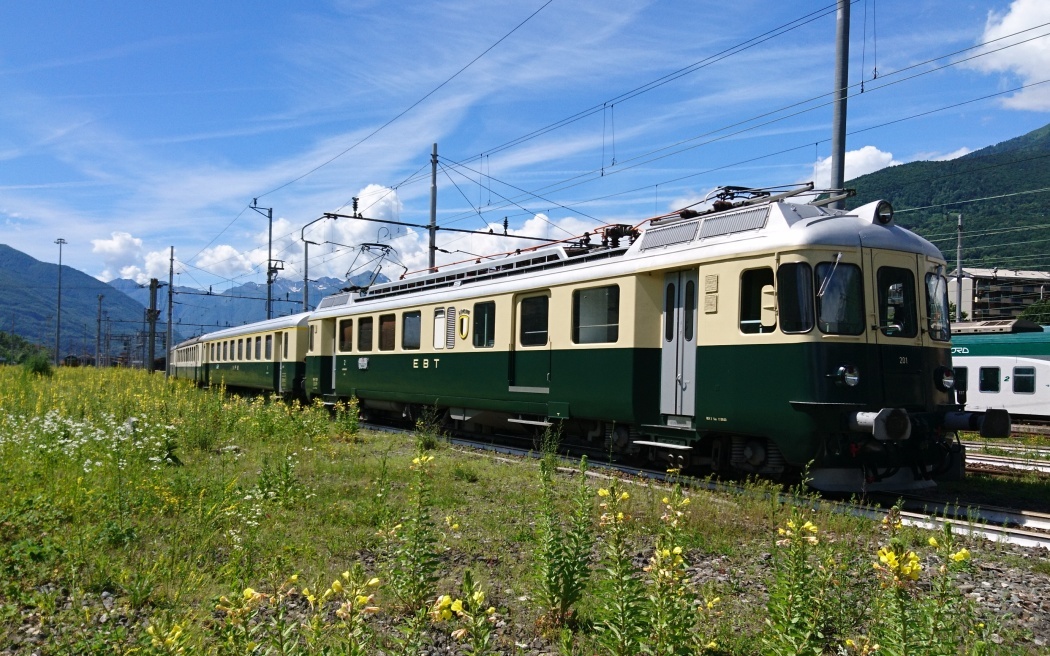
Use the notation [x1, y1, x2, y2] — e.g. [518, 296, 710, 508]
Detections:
[0, 366, 1039, 654]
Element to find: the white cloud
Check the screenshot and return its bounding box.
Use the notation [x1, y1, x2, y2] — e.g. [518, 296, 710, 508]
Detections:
[811, 146, 902, 188]
[919, 147, 973, 162]
[195, 244, 257, 279]
[92, 231, 144, 281]
[967, 0, 1050, 111]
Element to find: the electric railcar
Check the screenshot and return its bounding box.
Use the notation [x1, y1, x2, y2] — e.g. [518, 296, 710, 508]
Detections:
[950, 319, 1050, 422]
[172, 186, 1010, 491]
[172, 313, 311, 395]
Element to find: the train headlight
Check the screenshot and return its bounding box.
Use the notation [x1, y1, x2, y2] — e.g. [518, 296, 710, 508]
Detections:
[936, 367, 955, 392]
[875, 201, 894, 225]
[835, 364, 860, 387]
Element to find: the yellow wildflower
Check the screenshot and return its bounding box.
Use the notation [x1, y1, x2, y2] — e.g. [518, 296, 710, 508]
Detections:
[451, 598, 464, 614]
[928, 536, 938, 547]
[598, 488, 611, 497]
[367, 577, 380, 587]
[331, 579, 343, 594]
[619, 491, 630, 501]
[801, 520, 817, 533]
[949, 548, 970, 563]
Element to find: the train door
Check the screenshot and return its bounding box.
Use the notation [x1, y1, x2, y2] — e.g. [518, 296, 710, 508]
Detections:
[276, 332, 285, 394]
[660, 270, 698, 419]
[330, 323, 338, 395]
[868, 250, 924, 406]
[509, 292, 551, 394]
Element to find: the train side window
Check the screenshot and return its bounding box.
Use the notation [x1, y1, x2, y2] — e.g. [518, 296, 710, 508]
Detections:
[222, 341, 228, 360]
[255, 336, 262, 360]
[246, 338, 252, 360]
[740, 268, 775, 334]
[953, 366, 968, 392]
[433, 309, 446, 349]
[777, 263, 814, 333]
[283, 331, 289, 359]
[338, 319, 354, 352]
[815, 262, 865, 335]
[355, 318, 371, 351]
[978, 367, 1000, 393]
[309, 326, 315, 352]
[265, 335, 272, 360]
[378, 314, 395, 351]
[237, 339, 243, 360]
[403, 311, 421, 350]
[877, 267, 917, 337]
[1014, 366, 1036, 394]
[473, 302, 496, 348]
[520, 296, 549, 346]
[572, 285, 619, 344]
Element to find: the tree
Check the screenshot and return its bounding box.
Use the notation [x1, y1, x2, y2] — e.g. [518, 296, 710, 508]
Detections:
[1019, 299, 1050, 325]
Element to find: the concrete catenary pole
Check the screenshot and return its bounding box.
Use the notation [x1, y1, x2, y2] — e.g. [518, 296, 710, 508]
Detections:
[956, 213, 963, 322]
[830, 0, 850, 209]
[54, 238, 67, 365]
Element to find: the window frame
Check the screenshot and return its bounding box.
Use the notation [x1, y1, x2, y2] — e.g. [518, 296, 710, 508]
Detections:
[739, 267, 775, 335]
[358, 317, 374, 352]
[473, 302, 496, 348]
[1013, 366, 1036, 394]
[571, 284, 620, 344]
[519, 295, 549, 347]
[402, 311, 421, 350]
[978, 367, 1000, 393]
[338, 319, 354, 353]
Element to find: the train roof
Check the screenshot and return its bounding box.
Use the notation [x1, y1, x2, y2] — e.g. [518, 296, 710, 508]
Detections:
[309, 196, 944, 318]
[950, 318, 1046, 335]
[184, 312, 312, 345]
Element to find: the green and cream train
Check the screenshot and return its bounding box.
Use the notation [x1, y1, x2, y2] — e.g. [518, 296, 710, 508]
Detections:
[172, 188, 1010, 491]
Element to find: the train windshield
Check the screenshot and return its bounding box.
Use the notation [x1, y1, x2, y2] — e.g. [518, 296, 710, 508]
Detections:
[925, 273, 951, 342]
[815, 261, 865, 335]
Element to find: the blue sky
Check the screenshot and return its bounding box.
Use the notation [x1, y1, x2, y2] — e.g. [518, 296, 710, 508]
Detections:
[2, 0, 1049, 291]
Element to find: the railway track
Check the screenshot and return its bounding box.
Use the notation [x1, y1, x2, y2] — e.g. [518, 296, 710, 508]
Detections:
[962, 440, 1050, 475]
[363, 421, 1050, 551]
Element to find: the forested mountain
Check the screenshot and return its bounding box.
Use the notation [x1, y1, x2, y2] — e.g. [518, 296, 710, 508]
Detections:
[846, 122, 1050, 271]
[0, 245, 147, 360]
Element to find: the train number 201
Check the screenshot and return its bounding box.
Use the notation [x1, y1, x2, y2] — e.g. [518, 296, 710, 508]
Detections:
[899, 356, 908, 365]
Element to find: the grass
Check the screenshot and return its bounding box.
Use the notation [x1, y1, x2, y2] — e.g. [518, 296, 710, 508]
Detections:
[0, 366, 1043, 654]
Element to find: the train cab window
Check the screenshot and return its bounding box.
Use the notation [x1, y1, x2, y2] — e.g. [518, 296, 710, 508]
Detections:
[740, 268, 775, 334]
[572, 285, 619, 343]
[433, 309, 446, 349]
[473, 302, 496, 348]
[379, 314, 396, 351]
[815, 261, 865, 335]
[402, 312, 421, 350]
[265, 335, 272, 360]
[877, 267, 917, 338]
[255, 336, 262, 360]
[979, 367, 1000, 393]
[520, 296, 549, 346]
[777, 263, 814, 333]
[338, 319, 354, 352]
[1014, 366, 1036, 394]
[953, 366, 968, 392]
[925, 273, 951, 342]
[358, 317, 374, 352]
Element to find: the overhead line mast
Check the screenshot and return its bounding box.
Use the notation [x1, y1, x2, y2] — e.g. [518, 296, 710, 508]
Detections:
[830, 0, 850, 209]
